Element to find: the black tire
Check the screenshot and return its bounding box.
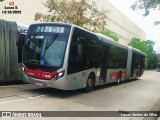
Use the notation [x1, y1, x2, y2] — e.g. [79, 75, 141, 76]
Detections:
[116, 72, 121, 85]
[85, 74, 95, 92]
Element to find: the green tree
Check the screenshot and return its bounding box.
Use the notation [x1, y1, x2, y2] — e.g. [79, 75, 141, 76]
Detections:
[99, 30, 119, 42]
[128, 38, 147, 53]
[131, 0, 160, 25]
[143, 40, 155, 64]
[34, 0, 108, 31]
[0, 0, 4, 2]
[152, 53, 159, 64]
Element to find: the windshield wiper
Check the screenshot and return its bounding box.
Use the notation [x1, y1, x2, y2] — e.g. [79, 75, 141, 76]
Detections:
[45, 34, 58, 50]
[40, 34, 58, 61]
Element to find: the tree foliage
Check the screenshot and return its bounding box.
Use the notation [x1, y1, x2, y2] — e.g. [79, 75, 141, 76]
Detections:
[0, 0, 4, 2]
[99, 30, 119, 42]
[128, 38, 157, 65]
[131, 0, 160, 25]
[34, 0, 108, 31]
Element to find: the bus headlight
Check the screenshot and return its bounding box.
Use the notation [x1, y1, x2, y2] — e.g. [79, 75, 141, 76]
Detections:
[53, 71, 65, 80]
[22, 67, 24, 71]
[22, 67, 29, 75]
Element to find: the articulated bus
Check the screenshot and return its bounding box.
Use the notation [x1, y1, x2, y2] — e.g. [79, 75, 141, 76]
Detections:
[22, 22, 145, 91]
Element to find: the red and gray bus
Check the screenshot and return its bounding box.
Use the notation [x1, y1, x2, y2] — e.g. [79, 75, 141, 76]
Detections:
[22, 22, 145, 91]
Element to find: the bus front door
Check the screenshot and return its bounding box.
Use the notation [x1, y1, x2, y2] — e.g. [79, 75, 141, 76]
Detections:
[100, 46, 108, 82]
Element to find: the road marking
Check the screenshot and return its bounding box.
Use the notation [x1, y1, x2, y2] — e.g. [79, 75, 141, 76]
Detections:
[0, 94, 48, 105]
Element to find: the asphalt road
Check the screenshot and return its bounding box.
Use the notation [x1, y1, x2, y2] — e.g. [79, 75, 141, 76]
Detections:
[0, 70, 159, 120]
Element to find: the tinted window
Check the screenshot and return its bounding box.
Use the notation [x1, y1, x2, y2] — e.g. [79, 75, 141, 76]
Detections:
[132, 52, 145, 69]
[108, 46, 128, 69]
[67, 28, 100, 74]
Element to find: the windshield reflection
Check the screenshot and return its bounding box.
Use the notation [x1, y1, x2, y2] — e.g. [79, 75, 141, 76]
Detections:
[24, 33, 68, 68]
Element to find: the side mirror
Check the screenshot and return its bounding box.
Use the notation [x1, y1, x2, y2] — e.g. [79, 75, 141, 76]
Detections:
[16, 33, 27, 47]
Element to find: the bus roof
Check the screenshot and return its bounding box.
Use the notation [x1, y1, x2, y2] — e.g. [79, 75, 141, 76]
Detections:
[131, 47, 145, 55]
[95, 32, 128, 50]
[29, 22, 145, 55]
[29, 22, 72, 27]
[30, 22, 96, 35]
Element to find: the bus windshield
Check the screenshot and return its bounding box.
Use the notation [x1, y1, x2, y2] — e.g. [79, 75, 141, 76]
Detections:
[23, 25, 71, 70]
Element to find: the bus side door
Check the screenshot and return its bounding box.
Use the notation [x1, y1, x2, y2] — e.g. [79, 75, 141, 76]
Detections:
[100, 45, 109, 82]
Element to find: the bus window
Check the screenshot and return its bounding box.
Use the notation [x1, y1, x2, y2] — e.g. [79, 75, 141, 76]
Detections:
[131, 52, 145, 77]
[108, 46, 127, 69]
[67, 27, 99, 74]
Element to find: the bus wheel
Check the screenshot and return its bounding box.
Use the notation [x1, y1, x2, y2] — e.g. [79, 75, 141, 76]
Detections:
[116, 72, 121, 85]
[85, 74, 95, 92]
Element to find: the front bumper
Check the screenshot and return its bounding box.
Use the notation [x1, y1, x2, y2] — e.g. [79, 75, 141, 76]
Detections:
[22, 72, 67, 90]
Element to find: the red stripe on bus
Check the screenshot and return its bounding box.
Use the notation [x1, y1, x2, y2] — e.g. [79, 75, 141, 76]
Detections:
[25, 67, 57, 80]
[110, 72, 118, 80]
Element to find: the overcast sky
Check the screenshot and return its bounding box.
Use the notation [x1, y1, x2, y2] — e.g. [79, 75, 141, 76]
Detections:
[107, 0, 160, 52]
